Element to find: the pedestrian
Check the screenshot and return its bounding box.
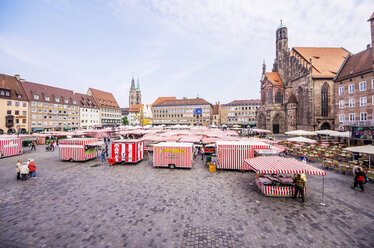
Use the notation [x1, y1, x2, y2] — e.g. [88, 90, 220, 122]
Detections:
[293, 174, 305, 202]
[363, 167, 369, 186]
[352, 165, 361, 176]
[16, 160, 22, 180]
[101, 148, 106, 162]
[352, 167, 365, 192]
[28, 159, 37, 179]
[105, 145, 109, 158]
[31, 141, 36, 151]
[50, 141, 54, 151]
[20, 162, 29, 181]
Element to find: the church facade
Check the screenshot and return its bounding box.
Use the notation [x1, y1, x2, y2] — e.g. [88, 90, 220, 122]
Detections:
[257, 22, 350, 134]
[129, 77, 142, 107]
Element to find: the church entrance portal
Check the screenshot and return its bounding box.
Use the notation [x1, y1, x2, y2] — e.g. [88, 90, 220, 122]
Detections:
[320, 122, 331, 130]
[273, 124, 279, 134]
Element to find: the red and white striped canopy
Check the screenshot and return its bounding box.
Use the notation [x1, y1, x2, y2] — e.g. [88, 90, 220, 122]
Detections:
[244, 156, 326, 176]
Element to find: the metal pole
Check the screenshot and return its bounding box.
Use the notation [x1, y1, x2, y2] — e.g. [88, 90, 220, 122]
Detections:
[320, 175, 326, 206]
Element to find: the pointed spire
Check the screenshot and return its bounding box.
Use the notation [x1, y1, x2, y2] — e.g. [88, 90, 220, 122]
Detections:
[136, 78, 140, 91]
[262, 60, 266, 74]
[196, 92, 199, 99]
[131, 76, 135, 89]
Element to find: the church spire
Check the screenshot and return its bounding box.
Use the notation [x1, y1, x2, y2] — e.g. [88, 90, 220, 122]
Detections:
[136, 78, 140, 91]
[131, 76, 135, 89]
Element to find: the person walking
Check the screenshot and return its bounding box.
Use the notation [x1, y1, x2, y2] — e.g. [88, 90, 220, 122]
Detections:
[31, 141, 36, 151]
[16, 160, 22, 180]
[101, 148, 106, 162]
[20, 162, 29, 181]
[293, 174, 305, 202]
[28, 159, 37, 179]
[352, 167, 365, 191]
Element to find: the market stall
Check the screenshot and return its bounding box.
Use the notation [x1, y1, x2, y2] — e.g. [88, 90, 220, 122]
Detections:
[59, 138, 98, 162]
[153, 142, 194, 169]
[244, 157, 326, 198]
[0, 138, 22, 158]
[110, 139, 144, 165]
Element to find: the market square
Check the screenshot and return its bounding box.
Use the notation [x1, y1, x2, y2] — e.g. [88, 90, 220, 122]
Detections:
[1, 139, 374, 248]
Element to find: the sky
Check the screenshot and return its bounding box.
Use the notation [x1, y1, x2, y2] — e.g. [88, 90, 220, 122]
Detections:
[0, 0, 373, 108]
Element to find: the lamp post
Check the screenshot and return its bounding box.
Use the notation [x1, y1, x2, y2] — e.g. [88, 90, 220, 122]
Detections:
[16, 125, 20, 138]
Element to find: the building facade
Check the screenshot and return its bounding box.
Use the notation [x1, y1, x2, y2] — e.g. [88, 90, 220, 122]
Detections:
[221, 100, 260, 127]
[334, 13, 374, 142]
[129, 77, 142, 107]
[75, 93, 100, 129]
[152, 98, 212, 126]
[211, 102, 221, 126]
[0, 74, 29, 134]
[88, 88, 121, 127]
[128, 104, 152, 126]
[257, 21, 350, 133]
[21, 81, 80, 132]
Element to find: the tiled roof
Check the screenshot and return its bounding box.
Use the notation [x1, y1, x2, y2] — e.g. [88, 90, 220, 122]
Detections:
[153, 98, 211, 106]
[225, 99, 261, 106]
[129, 104, 143, 112]
[335, 48, 372, 81]
[0, 73, 28, 101]
[152, 97, 177, 106]
[292, 47, 350, 78]
[88, 88, 119, 109]
[21, 80, 79, 106]
[368, 12, 374, 21]
[265, 72, 283, 86]
[73, 92, 99, 109]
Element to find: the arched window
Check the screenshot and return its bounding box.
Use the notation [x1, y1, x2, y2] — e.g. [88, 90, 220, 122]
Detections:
[267, 90, 273, 104]
[275, 91, 283, 104]
[297, 87, 303, 124]
[321, 83, 329, 117]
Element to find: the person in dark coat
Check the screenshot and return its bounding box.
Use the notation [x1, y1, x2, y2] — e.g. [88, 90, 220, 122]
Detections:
[352, 167, 365, 191]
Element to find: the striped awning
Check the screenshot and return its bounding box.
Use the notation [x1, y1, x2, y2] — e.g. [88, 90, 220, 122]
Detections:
[244, 157, 326, 176]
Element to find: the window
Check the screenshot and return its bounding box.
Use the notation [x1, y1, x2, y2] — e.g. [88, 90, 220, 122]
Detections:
[359, 81, 367, 91]
[17, 94, 22, 99]
[339, 114, 345, 122]
[31, 108, 36, 112]
[15, 110, 19, 115]
[34, 94, 39, 100]
[360, 112, 367, 121]
[45, 96, 50, 101]
[339, 100, 345, 109]
[38, 102, 42, 106]
[44, 102, 48, 107]
[32, 101, 36, 106]
[0, 90, 4, 95]
[338, 87, 344, 95]
[372, 79, 374, 89]
[22, 111, 26, 115]
[7, 101, 11, 106]
[73, 100, 76, 104]
[348, 98, 355, 108]
[23, 102, 27, 107]
[55, 97, 60, 102]
[348, 84, 355, 93]
[64, 99, 68, 104]
[321, 83, 329, 117]
[5, 91, 10, 96]
[15, 102, 20, 106]
[275, 91, 283, 104]
[22, 119, 26, 124]
[360, 97, 367, 107]
[7, 110, 11, 115]
[349, 113, 356, 122]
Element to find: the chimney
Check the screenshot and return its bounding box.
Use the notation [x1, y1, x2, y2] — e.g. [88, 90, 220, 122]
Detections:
[14, 74, 20, 80]
[368, 12, 374, 69]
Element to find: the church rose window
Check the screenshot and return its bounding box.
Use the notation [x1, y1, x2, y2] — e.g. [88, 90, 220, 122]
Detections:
[321, 82, 329, 117]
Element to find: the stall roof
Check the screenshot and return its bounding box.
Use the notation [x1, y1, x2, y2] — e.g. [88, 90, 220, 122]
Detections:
[285, 130, 317, 136]
[244, 157, 326, 176]
[344, 145, 374, 155]
[154, 142, 194, 147]
[287, 137, 317, 143]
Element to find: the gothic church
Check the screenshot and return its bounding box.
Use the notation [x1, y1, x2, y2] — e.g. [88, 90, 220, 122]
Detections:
[257, 21, 350, 133]
[129, 77, 142, 107]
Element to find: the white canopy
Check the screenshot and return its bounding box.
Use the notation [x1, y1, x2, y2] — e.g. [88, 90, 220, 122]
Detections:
[287, 136, 317, 143]
[344, 145, 374, 155]
[315, 130, 339, 135]
[285, 130, 317, 136]
[330, 131, 351, 138]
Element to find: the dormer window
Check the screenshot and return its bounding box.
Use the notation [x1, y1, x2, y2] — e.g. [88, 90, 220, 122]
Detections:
[34, 94, 39, 100]
[5, 91, 10, 96]
[72, 100, 76, 104]
[64, 99, 68, 104]
[55, 97, 60, 102]
[45, 96, 50, 101]
[17, 94, 22, 99]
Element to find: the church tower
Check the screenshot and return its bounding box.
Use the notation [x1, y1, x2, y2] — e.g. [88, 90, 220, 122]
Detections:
[136, 78, 142, 105]
[273, 20, 288, 79]
[129, 77, 137, 107]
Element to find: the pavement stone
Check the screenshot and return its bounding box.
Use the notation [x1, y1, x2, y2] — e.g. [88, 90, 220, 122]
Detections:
[0, 145, 373, 247]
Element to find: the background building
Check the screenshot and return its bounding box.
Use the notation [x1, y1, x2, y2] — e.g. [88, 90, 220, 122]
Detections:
[221, 100, 260, 127]
[128, 104, 152, 126]
[211, 102, 221, 126]
[152, 98, 212, 126]
[21, 81, 80, 132]
[0, 74, 29, 134]
[334, 13, 374, 143]
[88, 88, 121, 127]
[257, 21, 350, 133]
[129, 77, 142, 107]
[75, 92, 100, 129]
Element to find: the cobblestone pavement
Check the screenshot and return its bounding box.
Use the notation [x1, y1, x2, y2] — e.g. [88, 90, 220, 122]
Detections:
[0, 146, 374, 247]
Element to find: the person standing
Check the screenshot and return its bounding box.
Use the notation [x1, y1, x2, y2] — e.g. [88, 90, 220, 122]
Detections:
[20, 163, 29, 181]
[352, 167, 365, 192]
[31, 141, 36, 151]
[16, 160, 22, 180]
[293, 174, 305, 202]
[28, 159, 37, 179]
